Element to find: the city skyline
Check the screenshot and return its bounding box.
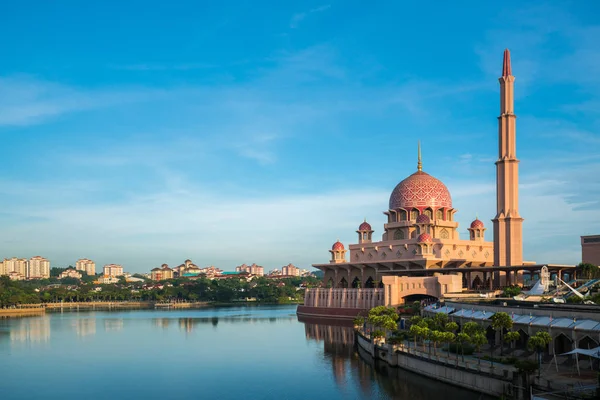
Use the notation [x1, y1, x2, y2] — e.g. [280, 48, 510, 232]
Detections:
[1, 2, 599, 272]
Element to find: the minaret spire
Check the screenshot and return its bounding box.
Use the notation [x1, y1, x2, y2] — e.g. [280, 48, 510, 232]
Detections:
[493, 48, 523, 270]
[417, 141, 422, 172]
[502, 48, 512, 77]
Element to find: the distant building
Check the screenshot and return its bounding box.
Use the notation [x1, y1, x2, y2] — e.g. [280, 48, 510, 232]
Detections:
[281, 264, 300, 277]
[199, 266, 223, 279]
[97, 276, 119, 284]
[151, 264, 174, 281]
[28, 256, 50, 279]
[582, 235, 600, 267]
[235, 263, 264, 276]
[103, 264, 124, 277]
[59, 268, 82, 280]
[8, 271, 25, 281]
[268, 268, 282, 276]
[76, 258, 96, 275]
[2, 257, 28, 278]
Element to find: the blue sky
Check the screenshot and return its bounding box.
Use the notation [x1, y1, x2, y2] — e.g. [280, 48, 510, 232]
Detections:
[0, 1, 599, 273]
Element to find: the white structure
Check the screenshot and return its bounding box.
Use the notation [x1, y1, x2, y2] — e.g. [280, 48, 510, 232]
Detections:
[281, 264, 300, 276]
[2, 257, 28, 279]
[28, 256, 50, 279]
[76, 258, 96, 275]
[103, 264, 124, 277]
[59, 268, 82, 280]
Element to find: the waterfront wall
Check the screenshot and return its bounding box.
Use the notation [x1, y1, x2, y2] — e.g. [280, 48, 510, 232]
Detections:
[356, 333, 516, 398]
[303, 288, 384, 309]
[0, 307, 45, 317]
[296, 305, 367, 320]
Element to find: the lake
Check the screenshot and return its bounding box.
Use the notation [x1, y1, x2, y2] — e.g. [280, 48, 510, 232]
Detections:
[0, 305, 486, 399]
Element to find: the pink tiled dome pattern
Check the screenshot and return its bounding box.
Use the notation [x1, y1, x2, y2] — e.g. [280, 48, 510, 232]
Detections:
[331, 241, 345, 251]
[415, 214, 431, 224]
[417, 233, 433, 243]
[358, 221, 372, 231]
[389, 171, 452, 210]
[470, 219, 485, 229]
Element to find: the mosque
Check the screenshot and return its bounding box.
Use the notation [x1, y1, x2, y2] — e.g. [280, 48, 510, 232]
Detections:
[299, 50, 575, 317]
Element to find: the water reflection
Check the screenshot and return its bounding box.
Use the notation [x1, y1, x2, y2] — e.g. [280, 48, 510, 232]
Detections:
[75, 318, 96, 337]
[300, 316, 488, 400]
[104, 319, 123, 332]
[9, 316, 51, 343]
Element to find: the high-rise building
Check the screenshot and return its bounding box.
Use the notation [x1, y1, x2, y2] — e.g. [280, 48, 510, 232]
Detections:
[28, 256, 50, 279]
[76, 258, 96, 275]
[235, 263, 264, 276]
[3, 257, 28, 279]
[103, 264, 124, 277]
[581, 235, 600, 267]
[281, 264, 300, 276]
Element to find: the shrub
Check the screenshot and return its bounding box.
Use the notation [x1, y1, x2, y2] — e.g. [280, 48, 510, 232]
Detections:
[372, 330, 385, 340]
[515, 359, 538, 374]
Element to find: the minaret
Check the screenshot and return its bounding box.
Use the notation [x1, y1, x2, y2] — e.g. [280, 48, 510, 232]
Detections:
[493, 49, 523, 266]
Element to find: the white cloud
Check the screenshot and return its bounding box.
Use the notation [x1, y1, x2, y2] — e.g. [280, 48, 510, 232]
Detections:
[290, 5, 331, 29]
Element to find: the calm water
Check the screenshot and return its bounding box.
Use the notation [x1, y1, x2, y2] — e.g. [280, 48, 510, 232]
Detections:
[0, 305, 485, 400]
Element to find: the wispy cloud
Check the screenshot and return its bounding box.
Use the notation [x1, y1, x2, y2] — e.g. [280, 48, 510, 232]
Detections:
[0, 75, 165, 126]
[290, 5, 331, 29]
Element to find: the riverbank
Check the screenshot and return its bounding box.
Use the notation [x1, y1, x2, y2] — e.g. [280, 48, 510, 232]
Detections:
[1, 300, 298, 316]
[0, 307, 45, 317]
[355, 329, 521, 398]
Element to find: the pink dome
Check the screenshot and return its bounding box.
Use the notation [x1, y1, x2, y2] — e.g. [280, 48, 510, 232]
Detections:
[389, 171, 452, 210]
[470, 219, 485, 229]
[332, 241, 345, 251]
[415, 214, 431, 224]
[417, 233, 433, 243]
[358, 221, 372, 231]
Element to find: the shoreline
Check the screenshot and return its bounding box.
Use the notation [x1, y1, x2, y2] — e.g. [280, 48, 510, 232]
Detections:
[0, 301, 300, 317]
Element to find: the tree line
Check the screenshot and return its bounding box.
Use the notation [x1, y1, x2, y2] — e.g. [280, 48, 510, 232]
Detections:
[0, 275, 320, 308]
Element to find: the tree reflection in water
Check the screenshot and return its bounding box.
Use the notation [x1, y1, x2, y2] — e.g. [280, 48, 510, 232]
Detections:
[299, 316, 492, 400]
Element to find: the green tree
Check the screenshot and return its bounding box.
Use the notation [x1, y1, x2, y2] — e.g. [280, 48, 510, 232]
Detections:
[429, 330, 444, 355]
[470, 333, 488, 365]
[527, 331, 552, 378]
[490, 312, 513, 356]
[456, 332, 471, 361]
[576, 263, 600, 279]
[445, 321, 458, 333]
[504, 330, 521, 351]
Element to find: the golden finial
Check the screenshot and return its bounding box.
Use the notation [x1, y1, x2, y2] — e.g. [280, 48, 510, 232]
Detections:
[417, 141, 422, 172]
[364, 217, 367, 222]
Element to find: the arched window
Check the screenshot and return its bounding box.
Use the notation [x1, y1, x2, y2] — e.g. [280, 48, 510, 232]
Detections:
[410, 210, 419, 220]
[424, 208, 432, 218]
[394, 230, 405, 240]
[399, 210, 408, 221]
[440, 229, 449, 239]
[476, 231, 480, 238]
[436, 209, 443, 220]
[363, 233, 367, 240]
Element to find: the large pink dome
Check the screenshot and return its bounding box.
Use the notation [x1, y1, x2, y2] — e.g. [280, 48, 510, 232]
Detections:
[389, 171, 452, 210]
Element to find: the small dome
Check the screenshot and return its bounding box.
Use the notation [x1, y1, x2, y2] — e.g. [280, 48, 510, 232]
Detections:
[470, 219, 485, 229]
[358, 220, 372, 231]
[332, 241, 345, 251]
[161, 263, 168, 268]
[417, 233, 433, 243]
[415, 214, 431, 224]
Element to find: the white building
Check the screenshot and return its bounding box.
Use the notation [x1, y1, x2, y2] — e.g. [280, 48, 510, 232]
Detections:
[103, 264, 124, 277]
[76, 258, 96, 275]
[28, 256, 50, 279]
[59, 268, 82, 280]
[281, 264, 300, 277]
[2, 257, 28, 279]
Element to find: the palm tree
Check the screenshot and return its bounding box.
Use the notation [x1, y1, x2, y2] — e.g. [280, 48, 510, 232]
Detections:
[527, 331, 552, 378]
[490, 312, 513, 356]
